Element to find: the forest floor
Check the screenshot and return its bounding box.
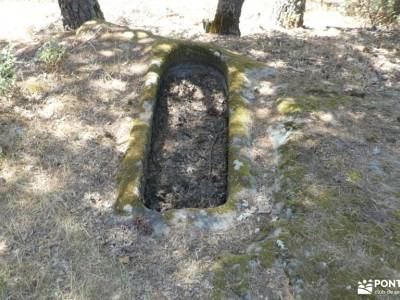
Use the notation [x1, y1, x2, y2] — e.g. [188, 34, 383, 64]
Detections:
[0, 0, 363, 41]
[1, 1, 400, 299]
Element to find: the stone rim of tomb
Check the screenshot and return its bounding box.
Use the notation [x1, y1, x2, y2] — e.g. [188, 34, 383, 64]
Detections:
[109, 34, 277, 232]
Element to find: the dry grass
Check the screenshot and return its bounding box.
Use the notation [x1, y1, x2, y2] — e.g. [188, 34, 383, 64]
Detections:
[0, 1, 399, 299]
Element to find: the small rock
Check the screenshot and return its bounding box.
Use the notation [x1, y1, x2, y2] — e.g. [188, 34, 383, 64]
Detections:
[318, 112, 334, 123]
[368, 159, 385, 176]
[231, 264, 241, 271]
[15, 126, 25, 136]
[293, 278, 305, 292]
[241, 200, 249, 208]
[237, 209, 254, 221]
[304, 249, 312, 258]
[145, 72, 159, 87]
[272, 228, 282, 237]
[123, 205, 133, 213]
[242, 89, 255, 101]
[243, 292, 251, 300]
[272, 202, 284, 215]
[284, 208, 294, 219]
[38, 99, 63, 120]
[257, 200, 272, 214]
[213, 50, 221, 57]
[149, 59, 162, 68]
[248, 260, 258, 270]
[377, 86, 385, 92]
[249, 49, 267, 59]
[316, 261, 328, 276]
[372, 146, 381, 155]
[276, 239, 286, 250]
[233, 160, 243, 171]
[322, 80, 335, 86]
[343, 84, 365, 98]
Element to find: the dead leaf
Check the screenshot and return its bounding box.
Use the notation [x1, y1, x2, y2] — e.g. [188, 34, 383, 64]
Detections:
[119, 256, 130, 264]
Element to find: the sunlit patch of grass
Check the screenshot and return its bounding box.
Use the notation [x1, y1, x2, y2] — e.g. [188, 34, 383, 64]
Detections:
[277, 97, 302, 114]
[212, 253, 252, 299]
[345, 170, 362, 184]
[20, 78, 45, 95]
[36, 40, 69, 72]
[0, 275, 6, 300]
[0, 47, 16, 97]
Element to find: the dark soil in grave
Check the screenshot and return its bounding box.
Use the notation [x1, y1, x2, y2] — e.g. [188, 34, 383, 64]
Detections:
[144, 63, 228, 211]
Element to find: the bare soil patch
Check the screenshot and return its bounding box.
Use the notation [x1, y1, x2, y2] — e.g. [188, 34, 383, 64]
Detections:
[144, 63, 228, 211]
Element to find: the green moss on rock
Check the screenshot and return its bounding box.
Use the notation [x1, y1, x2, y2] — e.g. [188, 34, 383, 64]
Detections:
[114, 119, 149, 211]
[212, 253, 252, 299]
[229, 106, 252, 137]
[205, 13, 236, 35]
[0, 278, 5, 300]
[276, 94, 354, 116]
[277, 97, 302, 114]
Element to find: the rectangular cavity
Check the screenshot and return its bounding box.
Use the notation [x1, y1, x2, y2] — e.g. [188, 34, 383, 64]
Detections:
[144, 63, 228, 211]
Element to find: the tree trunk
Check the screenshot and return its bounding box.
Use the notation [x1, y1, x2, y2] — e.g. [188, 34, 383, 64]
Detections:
[394, 0, 400, 16]
[58, 0, 105, 30]
[203, 0, 245, 36]
[271, 0, 306, 28]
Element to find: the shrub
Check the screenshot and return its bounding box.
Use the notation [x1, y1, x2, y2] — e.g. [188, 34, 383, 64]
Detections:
[345, 0, 400, 26]
[0, 47, 16, 97]
[36, 40, 69, 71]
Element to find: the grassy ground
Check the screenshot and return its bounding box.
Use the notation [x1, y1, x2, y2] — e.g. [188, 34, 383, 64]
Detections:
[1, 1, 400, 299]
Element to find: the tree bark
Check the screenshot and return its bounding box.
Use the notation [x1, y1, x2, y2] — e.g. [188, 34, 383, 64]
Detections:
[203, 0, 245, 36]
[58, 0, 105, 30]
[271, 0, 306, 28]
[394, 0, 400, 16]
